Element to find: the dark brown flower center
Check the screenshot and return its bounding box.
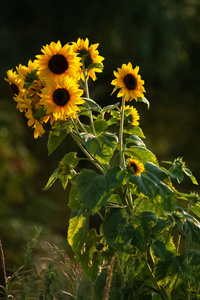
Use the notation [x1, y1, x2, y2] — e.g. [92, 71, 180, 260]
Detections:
[124, 74, 137, 90]
[10, 83, 19, 96]
[48, 54, 68, 74]
[53, 88, 70, 106]
[130, 162, 138, 173]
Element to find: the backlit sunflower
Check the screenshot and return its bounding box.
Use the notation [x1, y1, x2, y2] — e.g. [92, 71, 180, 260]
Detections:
[111, 62, 146, 101]
[124, 105, 140, 126]
[25, 108, 45, 139]
[16, 59, 39, 81]
[71, 38, 104, 81]
[127, 158, 144, 176]
[40, 76, 84, 121]
[36, 41, 81, 81]
[4, 69, 24, 98]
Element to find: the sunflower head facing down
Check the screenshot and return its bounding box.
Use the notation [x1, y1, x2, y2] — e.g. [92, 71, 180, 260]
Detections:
[40, 76, 84, 121]
[36, 41, 81, 81]
[111, 62, 146, 102]
[71, 38, 104, 81]
[4, 69, 24, 98]
[127, 158, 144, 176]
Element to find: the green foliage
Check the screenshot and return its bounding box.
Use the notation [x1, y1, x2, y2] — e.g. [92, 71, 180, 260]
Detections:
[3, 35, 200, 300]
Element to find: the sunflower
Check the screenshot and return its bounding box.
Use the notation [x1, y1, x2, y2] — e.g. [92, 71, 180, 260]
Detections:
[127, 158, 144, 176]
[40, 76, 84, 121]
[36, 41, 81, 81]
[111, 62, 146, 101]
[25, 108, 45, 139]
[124, 105, 140, 126]
[4, 69, 24, 98]
[16, 59, 39, 81]
[71, 38, 104, 81]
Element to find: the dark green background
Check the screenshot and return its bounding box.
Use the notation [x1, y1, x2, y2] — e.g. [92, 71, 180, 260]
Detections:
[0, 0, 200, 270]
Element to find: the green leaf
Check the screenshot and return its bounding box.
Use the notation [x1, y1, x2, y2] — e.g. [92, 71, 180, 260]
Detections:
[125, 134, 146, 147]
[129, 162, 174, 203]
[33, 106, 48, 118]
[124, 146, 158, 165]
[87, 62, 103, 72]
[58, 173, 69, 190]
[43, 168, 58, 191]
[47, 121, 72, 155]
[168, 165, 184, 183]
[191, 204, 200, 219]
[68, 209, 89, 257]
[76, 167, 123, 213]
[62, 152, 80, 167]
[93, 118, 108, 135]
[183, 167, 198, 185]
[183, 218, 200, 245]
[82, 97, 101, 112]
[123, 125, 146, 138]
[81, 132, 118, 165]
[151, 240, 166, 260]
[102, 209, 124, 245]
[68, 180, 80, 210]
[80, 228, 103, 281]
[137, 97, 150, 108]
[76, 169, 110, 213]
[102, 103, 120, 114]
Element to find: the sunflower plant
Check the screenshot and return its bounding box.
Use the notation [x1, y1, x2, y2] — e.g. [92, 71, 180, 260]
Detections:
[5, 38, 200, 300]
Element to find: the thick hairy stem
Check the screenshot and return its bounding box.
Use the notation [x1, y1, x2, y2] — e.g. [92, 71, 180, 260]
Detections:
[119, 96, 125, 167]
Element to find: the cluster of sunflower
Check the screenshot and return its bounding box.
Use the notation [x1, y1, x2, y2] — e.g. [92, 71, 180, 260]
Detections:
[5, 39, 145, 136]
[4, 39, 104, 138]
[5, 38, 146, 176]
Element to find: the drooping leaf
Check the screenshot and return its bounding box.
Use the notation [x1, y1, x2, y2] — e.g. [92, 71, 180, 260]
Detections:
[47, 121, 72, 155]
[43, 168, 58, 191]
[183, 167, 198, 185]
[82, 97, 101, 112]
[102, 103, 120, 114]
[87, 62, 103, 72]
[137, 97, 150, 108]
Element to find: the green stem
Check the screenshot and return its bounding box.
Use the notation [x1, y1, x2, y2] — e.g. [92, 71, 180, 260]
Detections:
[97, 212, 105, 222]
[70, 131, 106, 174]
[119, 96, 125, 167]
[145, 254, 169, 300]
[0, 238, 7, 290]
[82, 61, 96, 136]
[76, 114, 87, 133]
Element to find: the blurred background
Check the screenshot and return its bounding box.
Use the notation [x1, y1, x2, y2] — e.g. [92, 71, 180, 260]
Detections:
[0, 0, 200, 272]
